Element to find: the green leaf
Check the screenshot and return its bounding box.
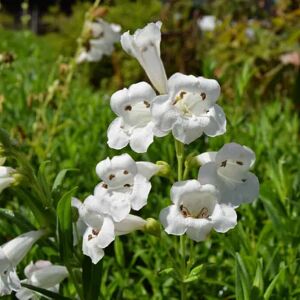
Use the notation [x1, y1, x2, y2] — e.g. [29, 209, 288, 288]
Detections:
[82, 255, 102, 300]
[253, 258, 264, 294]
[21, 283, 71, 300]
[57, 187, 76, 263]
[264, 268, 285, 300]
[52, 168, 78, 192]
[114, 236, 125, 267]
[235, 253, 251, 300]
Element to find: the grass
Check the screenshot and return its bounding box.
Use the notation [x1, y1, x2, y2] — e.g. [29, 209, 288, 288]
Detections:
[0, 22, 299, 300]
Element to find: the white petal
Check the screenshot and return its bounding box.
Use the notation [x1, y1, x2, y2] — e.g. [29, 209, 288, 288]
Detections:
[196, 152, 217, 165]
[159, 205, 187, 235]
[121, 22, 168, 94]
[107, 117, 129, 150]
[151, 95, 178, 133]
[198, 76, 221, 104]
[215, 143, 256, 168]
[167, 73, 200, 97]
[203, 104, 226, 137]
[211, 204, 237, 233]
[197, 162, 219, 187]
[170, 180, 203, 205]
[30, 265, 68, 289]
[0, 268, 21, 296]
[96, 154, 137, 181]
[16, 285, 34, 300]
[136, 161, 160, 180]
[82, 228, 104, 264]
[130, 174, 151, 211]
[24, 260, 52, 279]
[129, 123, 154, 153]
[94, 217, 115, 248]
[172, 117, 208, 144]
[2, 230, 44, 266]
[115, 214, 146, 235]
[185, 218, 213, 242]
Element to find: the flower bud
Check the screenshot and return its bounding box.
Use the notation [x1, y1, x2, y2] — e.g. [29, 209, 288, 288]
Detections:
[155, 161, 171, 178]
[144, 218, 161, 237]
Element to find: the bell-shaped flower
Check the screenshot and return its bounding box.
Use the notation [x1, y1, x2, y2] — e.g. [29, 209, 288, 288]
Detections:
[0, 230, 44, 296]
[72, 198, 147, 264]
[77, 18, 121, 63]
[197, 143, 259, 207]
[15, 260, 68, 300]
[93, 154, 159, 222]
[0, 166, 16, 194]
[121, 21, 168, 94]
[160, 180, 237, 242]
[108, 81, 165, 153]
[151, 73, 226, 144]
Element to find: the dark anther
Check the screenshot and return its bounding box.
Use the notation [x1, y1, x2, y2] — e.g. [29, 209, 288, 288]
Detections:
[92, 229, 100, 236]
[88, 234, 93, 241]
[241, 179, 247, 182]
[201, 92, 206, 100]
[144, 100, 150, 108]
[220, 160, 227, 167]
[124, 184, 131, 187]
[125, 105, 132, 111]
[123, 170, 129, 174]
[236, 161, 244, 165]
[102, 183, 108, 189]
[179, 91, 187, 99]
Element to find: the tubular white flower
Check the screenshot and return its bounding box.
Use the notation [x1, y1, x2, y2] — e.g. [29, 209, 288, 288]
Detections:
[159, 180, 237, 242]
[121, 21, 168, 94]
[0, 230, 44, 296]
[197, 143, 259, 207]
[72, 197, 146, 264]
[93, 154, 158, 222]
[151, 73, 226, 144]
[77, 18, 121, 63]
[0, 166, 15, 194]
[108, 82, 162, 153]
[16, 260, 68, 300]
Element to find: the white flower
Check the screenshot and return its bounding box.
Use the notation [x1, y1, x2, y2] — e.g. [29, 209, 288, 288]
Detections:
[93, 154, 159, 222]
[151, 73, 226, 144]
[121, 21, 168, 94]
[160, 180, 237, 241]
[197, 143, 259, 207]
[72, 198, 146, 264]
[0, 230, 44, 296]
[0, 166, 15, 194]
[197, 15, 217, 32]
[77, 19, 121, 63]
[108, 81, 164, 153]
[15, 260, 68, 300]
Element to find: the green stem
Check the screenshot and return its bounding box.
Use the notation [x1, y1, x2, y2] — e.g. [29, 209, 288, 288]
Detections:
[174, 139, 187, 300]
[66, 264, 84, 300]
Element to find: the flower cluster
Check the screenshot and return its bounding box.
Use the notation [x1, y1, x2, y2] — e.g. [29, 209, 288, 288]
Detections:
[72, 153, 161, 263]
[105, 21, 259, 243]
[77, 18, 121, 64]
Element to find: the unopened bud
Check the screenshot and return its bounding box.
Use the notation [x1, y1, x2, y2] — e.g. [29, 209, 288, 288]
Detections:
[144, 218, 161, 237]
[155, 161, 171, 178]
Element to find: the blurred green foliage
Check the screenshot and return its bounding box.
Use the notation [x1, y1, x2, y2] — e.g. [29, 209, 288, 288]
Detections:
[0, 0, 300, 299]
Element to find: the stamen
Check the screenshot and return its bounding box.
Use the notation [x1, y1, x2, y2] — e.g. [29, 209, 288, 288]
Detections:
[109, 174, 115, 180]
[180, 204, 191, 218]
[200, 92, 206, 100]
[125, 105, 132, 111]
[88, 234, 93, 241]
[102, 183, 108, 189]
[179, 91, 187, 99]
[236, 161, 244, 165]
[92, 229, 100, 236]
[241, 179, 247, 182]
[123, 170, 129, 175]
[196, 207, 209, 219]
[144, 101, 150, 108]
[124, 184, 131, 187]
[220, 160, 227, 167]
